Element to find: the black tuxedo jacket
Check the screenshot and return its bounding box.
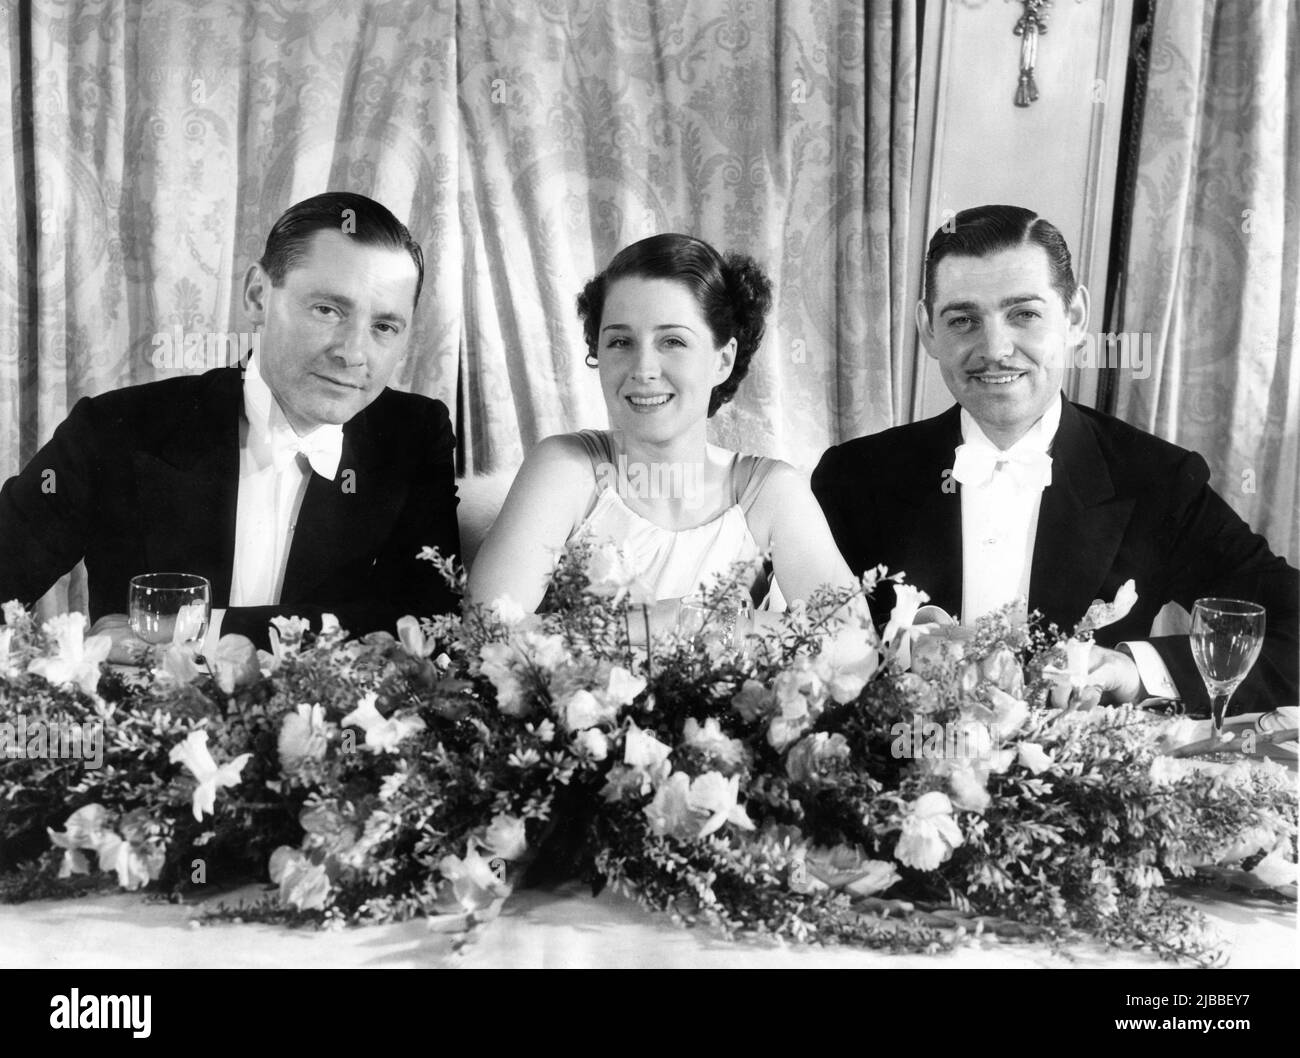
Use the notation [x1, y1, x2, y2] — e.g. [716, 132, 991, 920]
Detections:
[811, 399, 1298, 715]
[0, 366, 461, 647]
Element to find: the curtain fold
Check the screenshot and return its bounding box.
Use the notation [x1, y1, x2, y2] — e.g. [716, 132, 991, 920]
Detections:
[2, 0, 916, 616]
[1117, 0, 1298, 561]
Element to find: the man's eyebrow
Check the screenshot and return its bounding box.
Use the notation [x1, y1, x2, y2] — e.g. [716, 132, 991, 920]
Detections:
[304, 291, 408, 326]
[938, 294, 1046, 315]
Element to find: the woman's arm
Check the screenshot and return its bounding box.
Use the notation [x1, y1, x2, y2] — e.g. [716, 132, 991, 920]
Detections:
[752, 463, 859, 604]
[465, 434, 596, 613]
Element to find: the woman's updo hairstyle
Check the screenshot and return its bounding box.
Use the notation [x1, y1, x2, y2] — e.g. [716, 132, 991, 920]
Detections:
[576, 233, 773, 416]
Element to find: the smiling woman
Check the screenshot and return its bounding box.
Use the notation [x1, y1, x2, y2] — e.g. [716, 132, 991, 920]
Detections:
[466, 233, 857, 628]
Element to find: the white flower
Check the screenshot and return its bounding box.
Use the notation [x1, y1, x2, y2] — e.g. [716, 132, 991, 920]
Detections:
[489, 596, 528, 627]
[269, 615, 311, 652]
[1148, 754, 1196, 788]
[269, 847, 331, 911]
[683, 717, 745, 768]
[882, 583, 930, 646]
[517, 631, 568, 672]
[563, 688, 617, 731]
[686, 771, 755, 837]
[1017, 742, 1055, 775]
[482, 813, 529, 861]
[479, 642, 528, 715]
[157, 642, 203, 686]
[209, 635, 261, 694]
[587, 542, 655, 607]
[278, 703, 331, 770]
[439, 847, 511, 912]
[168, 730, 251, 822]
[171, 600, 207, 645]
[319, 613, 342, 638]
[574, 727, 610, 761]
[378, 771, 407, 801]
[644, 772, 695, 839]
[92, 832, 160, 891]
[986, 687, 1030, 740]
[894, 791, 963, 871]
[0, 626, 14, 678]
[1078, 579, 1139, 632]
[47, 804, 113, 878]
[802, 845, 901, 897]
[623, 721, 673, 791]
[341, 692, 425, 753]
[27, 613, 111, 697]
[946, 763, 992, 813]
[816, 625, 879, 704]
[605, 665, 647, 706]
[396, 615, 435, 658]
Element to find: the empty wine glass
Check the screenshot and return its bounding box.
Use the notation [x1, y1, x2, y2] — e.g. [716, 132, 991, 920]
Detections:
[1190, 598, 1265, 735]
[129, 573, 211, 658]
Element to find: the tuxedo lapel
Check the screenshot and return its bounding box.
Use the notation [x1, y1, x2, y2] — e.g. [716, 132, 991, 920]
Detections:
[1029, 401, 1136, 629]
[887, 407, 964, 615]
[132, 369, 242, 604]
[281, 403, 408, 603]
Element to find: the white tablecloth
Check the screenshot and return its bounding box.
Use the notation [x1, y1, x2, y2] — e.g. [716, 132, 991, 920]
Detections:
[2, 882, 1295, 969]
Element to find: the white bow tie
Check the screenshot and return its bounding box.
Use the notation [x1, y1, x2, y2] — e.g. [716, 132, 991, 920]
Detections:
[269, 426, 343, 480]
[951, 442, 1052, 492]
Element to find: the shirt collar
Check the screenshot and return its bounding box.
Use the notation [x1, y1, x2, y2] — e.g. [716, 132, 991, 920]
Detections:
[960, 391, 1063, 456]
[242, 354, 344, 451]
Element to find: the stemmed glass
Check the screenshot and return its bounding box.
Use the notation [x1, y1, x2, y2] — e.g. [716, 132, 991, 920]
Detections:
[1190, 598, 1265, 735]
[678, 595, 753, 653]
[129, 573, 212, 661]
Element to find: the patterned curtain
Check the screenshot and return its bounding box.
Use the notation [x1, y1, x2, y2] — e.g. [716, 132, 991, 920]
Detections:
[0, 0, 914, 611]
[1117, 0, 1298, 562]
[455, 1, 916, 471]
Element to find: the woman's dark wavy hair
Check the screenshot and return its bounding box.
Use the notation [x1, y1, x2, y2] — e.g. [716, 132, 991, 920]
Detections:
[259, 191, 425, 306]
[576, 233, 773, 416]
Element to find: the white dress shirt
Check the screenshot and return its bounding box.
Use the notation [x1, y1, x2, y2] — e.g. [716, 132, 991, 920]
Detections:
[951, 393, 1175, 700]
[955, 394, 1061, 625]
[204, 356, 343, 651]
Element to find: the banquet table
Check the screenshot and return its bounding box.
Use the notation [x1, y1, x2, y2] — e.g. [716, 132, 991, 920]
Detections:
[2, 880, 1296, 969]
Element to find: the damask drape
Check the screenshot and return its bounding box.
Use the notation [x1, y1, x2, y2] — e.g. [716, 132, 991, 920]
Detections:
[0, 0, 915, 614]
[1117, 0, 1298, 562]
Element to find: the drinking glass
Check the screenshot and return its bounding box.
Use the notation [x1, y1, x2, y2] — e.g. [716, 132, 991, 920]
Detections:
[677, 595, 753, 653]
[1190, 598, 1265, 734]
[129, 573, 211, 654]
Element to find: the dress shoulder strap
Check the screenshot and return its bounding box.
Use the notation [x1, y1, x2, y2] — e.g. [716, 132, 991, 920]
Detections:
[734, 453, 783, 517]
[573, 428, 617, 473]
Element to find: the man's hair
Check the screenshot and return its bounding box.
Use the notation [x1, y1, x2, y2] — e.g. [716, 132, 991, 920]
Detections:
[258, 191, 425, 305]
[922, 204, 1076, 318]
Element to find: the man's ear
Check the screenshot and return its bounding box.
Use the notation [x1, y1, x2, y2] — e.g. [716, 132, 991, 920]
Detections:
[243, 263, 270, 325]
[1067, 284, 1090, 346]
[715, 336, 737, 381]
[915, 299, 937, 359]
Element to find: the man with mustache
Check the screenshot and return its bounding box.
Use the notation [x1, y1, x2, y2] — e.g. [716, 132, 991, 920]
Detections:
[0, 191, 460, 653]
[812, 204, 1296, 715]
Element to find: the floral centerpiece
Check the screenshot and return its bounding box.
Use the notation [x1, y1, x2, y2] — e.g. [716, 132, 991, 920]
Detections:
[1, 550, 1295, 963]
